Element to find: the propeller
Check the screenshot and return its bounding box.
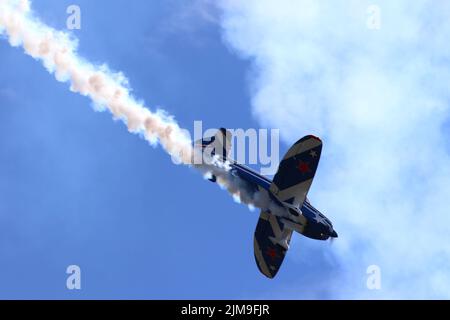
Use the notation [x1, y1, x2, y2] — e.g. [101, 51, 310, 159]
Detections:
[329, 229, 338, 245]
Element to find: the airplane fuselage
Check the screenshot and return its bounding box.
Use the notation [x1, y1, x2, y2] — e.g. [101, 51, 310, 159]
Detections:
[228, 161, 337, 241]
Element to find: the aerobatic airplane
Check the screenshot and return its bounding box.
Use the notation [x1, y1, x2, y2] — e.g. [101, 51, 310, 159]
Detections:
[195, 129, 338, 279]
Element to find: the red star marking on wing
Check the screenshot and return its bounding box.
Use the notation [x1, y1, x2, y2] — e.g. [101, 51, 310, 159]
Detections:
[297, 161, 310, 174]
[266, 247, 278, 260]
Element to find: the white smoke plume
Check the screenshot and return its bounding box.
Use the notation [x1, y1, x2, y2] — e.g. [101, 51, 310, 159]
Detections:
[220, 0, 450, 298]
[0, 0, 197, 165]
[0, 0, 276, 213]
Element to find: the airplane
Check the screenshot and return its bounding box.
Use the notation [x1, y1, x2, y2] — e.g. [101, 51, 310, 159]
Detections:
[194, 128, 338, 279]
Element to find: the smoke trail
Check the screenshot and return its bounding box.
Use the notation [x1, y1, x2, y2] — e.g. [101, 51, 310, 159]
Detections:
[0, 0, 275, 214]
[0, 0, 194, 163]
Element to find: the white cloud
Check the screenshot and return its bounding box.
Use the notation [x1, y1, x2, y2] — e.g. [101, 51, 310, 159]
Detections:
[219, 0, 450, 298]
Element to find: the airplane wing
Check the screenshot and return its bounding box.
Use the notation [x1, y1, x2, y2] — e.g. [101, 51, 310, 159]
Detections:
[253, 135, 322, 279]
[254, 210, 293, 279]
[269, 135, 322, 207]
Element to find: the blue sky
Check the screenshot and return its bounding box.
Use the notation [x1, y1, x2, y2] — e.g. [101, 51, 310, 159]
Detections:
[1, 0, 450, 299]
[0, 0, 341, 299]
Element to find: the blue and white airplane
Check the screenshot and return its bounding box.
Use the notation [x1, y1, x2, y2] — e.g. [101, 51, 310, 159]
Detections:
[196, 129, 338, 279]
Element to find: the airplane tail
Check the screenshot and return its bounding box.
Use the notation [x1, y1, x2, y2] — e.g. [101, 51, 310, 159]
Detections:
[194, 128, 232, 161]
